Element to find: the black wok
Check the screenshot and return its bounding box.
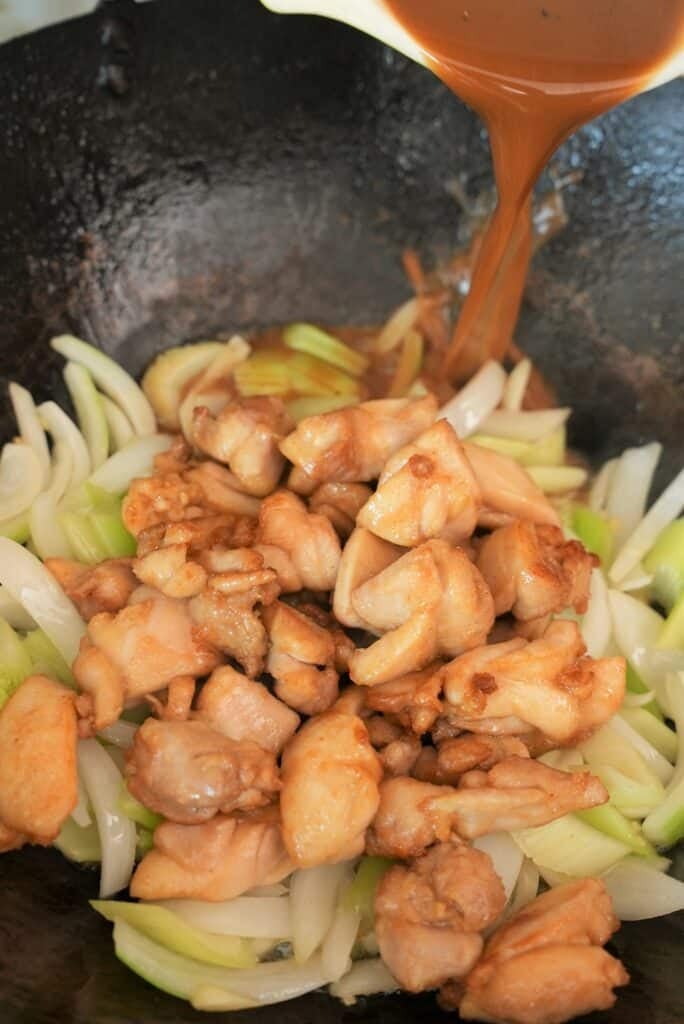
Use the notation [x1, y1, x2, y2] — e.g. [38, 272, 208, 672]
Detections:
[1, 1, 683, 1021]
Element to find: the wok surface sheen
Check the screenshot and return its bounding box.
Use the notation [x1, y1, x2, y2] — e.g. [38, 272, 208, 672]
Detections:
[1, 1, 683, 1021]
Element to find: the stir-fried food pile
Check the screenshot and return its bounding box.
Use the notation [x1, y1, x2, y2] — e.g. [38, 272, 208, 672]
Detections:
[1, 327, 684, 1023]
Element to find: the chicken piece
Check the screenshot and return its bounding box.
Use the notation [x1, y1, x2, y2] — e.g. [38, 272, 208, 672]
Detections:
[192, 397, 292, 497]
[137, 513, 257, 559]
[369, 719, 422, 777]
[414, 735, 530, 785]
[458, 879, 628, 1024]
[441, 621, 626, 745]
[256, 490, 341, 592]
[364, 664, 443, 735]
[357, 421, 480, 547]
[333, 527, 403, 631]
[133, 543, 207, 599]
[293, 601, 355, 673]
[130, 808, 292, 901]
[45, 557, 137, 620]
[280, 711, 382, 867]
[184, 461, 263, 517]
[367, 758, 607, 857]
[476, 520, 596, 621]
[157, 675, 196, 721]
[349, 542, 494, 686]
[463, 443, 560, 528]
[333, 684, 368, 717]
[122, 472, 206, 537]
[126, 718, 279, 825]
[196, 665, 300, 754]
[263, 601, 339, 715]
[0, 676, 77, 845]
[280, 394, 438, 485]
[376, 843, 506, 992]
[309, 482, 373, 538]
[189, 548, 280, 678]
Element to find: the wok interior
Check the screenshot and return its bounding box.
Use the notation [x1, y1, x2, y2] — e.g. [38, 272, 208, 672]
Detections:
[0, 1, 683, 1021]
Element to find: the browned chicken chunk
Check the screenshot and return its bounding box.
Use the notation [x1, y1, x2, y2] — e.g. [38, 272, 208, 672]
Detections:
[357, 420, 480, 547]
[192, 397, 293, 497]
[133, 543, 207, 599]
[463, 443, 560, 528]
[195, 664, 300, 754]
[45, 557, 137, 620]
[476, 520, 596, 621]
[364, 665, 444, 735]
[457, 879, 628, 1024]
[256, 490, 341, 592]
[309, 482, 373, 538]
[280, 711, 382, 867]
[126, 718, 280, 824]
[0, 676, 78, 845]
[279, 394, 438, 485]
[130, 808, 292, 901]
[264, 601, 339, 715]
[414, 735, 530, 785]
[376, 843, 506, 992]
[136, 513, 257, 559]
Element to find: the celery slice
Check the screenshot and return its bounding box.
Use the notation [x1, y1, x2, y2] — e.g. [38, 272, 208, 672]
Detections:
[386, 329, 423, 398]
[342, 857, 394, 926]
[94, 902, 257, 968]
[526, 465, 587, 494]
[23, 629, 75, 687]
[118, 781, 163, 831]
[576, 804, 656, 857]
[55, 815, 102, 862]
[620, 708, 678, 763]
[136, 827, 155, 858]
[0, 617, 32, 708]
[625, 662, 663, 720]
[283, 323, 369, 377]
[286, 395, 357, 422]
[60, 511, 109, 565]
[571, 504, 614, 565]
[90, 506, 136, 558]
[513, 813, 629, 876]
[644, 518, 684, 612]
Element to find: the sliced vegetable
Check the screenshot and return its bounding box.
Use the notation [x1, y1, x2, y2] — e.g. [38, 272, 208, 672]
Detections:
[329, 959, 398, 1005]
[142, 341, 224, 431]
[93, 901, 256, 968]
[502, 358, 531, 412]
[579, 567, 611, 657]
[0, 586, 35, 630]
[51, 335, 156, 436]
[285, 395, 357, 422]
[643, 518, 684, 612]
[118, 781, 163, 830]
[438, 360, 507, 438]
[589, 458, 617, 513]
[479, 407, 570, 442]
[506, 858, 540, 916]
[0, 617, 32, 708]
[177, 337, 251, 440]
[158, 897, 291, 940]
[620, 708, 678, 763]
[575, 805, 656, 858]
[513, 813, 629, 877]
[473, 832, 524, 900]
[609, 589, 665, 698]
[605, 443, 662, 549]
[136, 827, 155, 858]
[526, 465, 587, 494]
[60, 511, 108, 565]
[373, 297, 419, 355]
[63, 361, 109, 470]
[39, 400, 91, 489]
[571, 504, 614, 565]
[23, 628, 75, 686]
[0, 513, 30, 543]
[609, 713, 674, 785]
[0, 538, 85, 664]
[603, 856, 684, 920]
[234, 348, 359, 400]
[98, 720, 137, 749]
[90, 505, 136, 558]
[290, 862, 348, 963]
[54, 815, 102, 863]
[78, 738, 137, 897]
[321, 905, 360, 983]
[343, 857, 394, 926]
[658, 592, 684, 651]
[101, 395, 135, 451]
[0, 443, 43, 520]
[386, 328, 424, 398]
[469, 427, 565, 468]
[8, 382, 51, 487]
[610, 464, 684, 584]
[283, 323, 369, 377]
[88, 434, 172, 495]
[30, 492, 73, 560]
[643, 674, 684, 848]
[579, 723, 666, 818]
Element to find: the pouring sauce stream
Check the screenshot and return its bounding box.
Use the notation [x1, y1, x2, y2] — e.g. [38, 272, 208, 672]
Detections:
[382, 0, 684, 381]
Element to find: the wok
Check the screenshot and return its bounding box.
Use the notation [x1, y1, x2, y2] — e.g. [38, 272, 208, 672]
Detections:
[1, 1, 683, 1021]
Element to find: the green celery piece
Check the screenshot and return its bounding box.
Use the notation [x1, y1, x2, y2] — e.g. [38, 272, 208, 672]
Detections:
[0, 618, 32, 708]
[643, 779, 684, 849]
[54, 816, 102, 862]
[118, 781, 164, 831]
[620, 708, 678, 763]
[136, 827, 155, 858]
[643, 518, 684, 612]
[576, 804, 655, 858]
[93, 902, 257, 968]
[519, 426, 566, 467]
[283, 323, 369, 377]
[23, 629, 75, 687]
[0, 512, 30, 543]
[571, 504, 614, 565]
[626, 662, 663, 721]
[343, 856, 394, 925]
[60, 511, 109, 564]
[91, 506, 136, 558]
[657, 592, 684, 651]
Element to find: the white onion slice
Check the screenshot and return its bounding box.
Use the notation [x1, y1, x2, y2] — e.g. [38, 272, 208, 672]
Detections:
[580, 568, 612, 657]
[479, 406, 570, 442]
[0, 538, 85, 664]
[608, 590, 664, 692]
[502, 359, 532, 412]
[605, 442, 662, 548]
[438, 360, 507, 438]
[610, 465, 684, 584]
[618, 565, 654, 593]
[89, 434, 173, 494]
[321, 906, 360, 982]
[526, 465, 587, 494]
[473, 832, 524, 901]
[602, 857, 684, 920]
[0, 443, 43, 519]
[373, 297, 420, 355]
[98, 720, 138, 749]
[63, 361, 110, 470]
[39, 401, 91, 488]
[45, 439, 74, 504]
[329, 959, 398, 1004]
[157, 897, 292, 940]
[589, 458, 618, 513]
[506, 858, 540, 917]
[101, 395, 135, 451]
[78, 738, 136, 898]
[609, 712, 674, 784]
[0, 585, 36, 630]
[29, 492, 73, 559]
[51, 335, 156, 436]
[289, 862, 348, 963]
[72, 774, 92, 828]
[8, 382, 51, 487]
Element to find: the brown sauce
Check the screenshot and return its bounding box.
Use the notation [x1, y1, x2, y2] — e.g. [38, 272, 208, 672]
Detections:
[382, 0, 684, 381]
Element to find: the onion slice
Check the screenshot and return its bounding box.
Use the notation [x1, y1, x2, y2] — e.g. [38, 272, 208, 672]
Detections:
[39, 401, 91, 488]
[610, 465, 684, 584]
[78, 738, 137, 898]
[101, 395, 135, 450]
[30, 492, 73, 559]
[63, 361, 110, 470]
[8, 382, 51, 487]
[603, 856, 684, 920]
[502, 358, 532, 412]
[439, 360, 507, 438]
[605, 442, 662, 548]
[0, 443, 43, 519]
[479, 407, 570, 442]
[89, 434, 173, 495]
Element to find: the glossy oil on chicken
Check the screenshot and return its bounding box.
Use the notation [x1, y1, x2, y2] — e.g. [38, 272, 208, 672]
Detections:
[1, 383, 632, 1024]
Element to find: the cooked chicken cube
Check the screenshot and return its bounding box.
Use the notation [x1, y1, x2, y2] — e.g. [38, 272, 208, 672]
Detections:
[133, 543, 207, 599]
[0, 676, 78, 845]
[364, 665, 443, 735]
[74, 592, 221, 733]
[280, 394, 438, 485]
[122, 471, 206, 537]
[375, 843, 506, 992]
[367, 758, 607, 857]
[196, 665, 300, 754]
[309, 482, 373, 538]
[333, 527, 403, 631]
[458, 879, 628, 1024]
[414, 735, 530, 785]
[152, 675, 196, 721]
[441, 621, 626, 744]
[476, 520, 596, 621]
[264, 601, 339, 715]
[349, 542, 494, 686]
[45, 557, 137, 620]
[184, 462, 262, 516]
[136, 513, 257, 559]
[192, 397, 292, 497]
[463, 443, 560, 528]
[357, 421, 480, 547]
[130, 808, 292, 901]
[367, 718, 422, 777]
[126, 718, 279, 825]
[256, 490, 341, 592]
[280, 711, 382, 867]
